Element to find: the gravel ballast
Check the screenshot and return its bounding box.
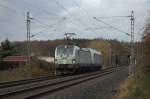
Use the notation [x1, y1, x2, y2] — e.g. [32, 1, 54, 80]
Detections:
[38, 66, 128, 99]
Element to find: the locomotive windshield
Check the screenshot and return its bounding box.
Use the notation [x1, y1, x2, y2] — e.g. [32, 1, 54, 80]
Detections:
[56, 45, 73, 56]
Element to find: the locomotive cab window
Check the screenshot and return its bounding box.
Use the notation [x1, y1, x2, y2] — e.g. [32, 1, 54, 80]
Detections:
[56, 45, 74, 56]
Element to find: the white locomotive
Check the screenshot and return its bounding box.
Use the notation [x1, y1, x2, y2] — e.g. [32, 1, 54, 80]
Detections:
[55, 45, 102, 73]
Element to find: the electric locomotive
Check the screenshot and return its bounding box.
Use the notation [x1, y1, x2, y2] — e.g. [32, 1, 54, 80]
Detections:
[54, 45, 102, 73]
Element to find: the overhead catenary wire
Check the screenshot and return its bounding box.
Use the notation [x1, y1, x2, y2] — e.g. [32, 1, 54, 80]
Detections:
[0, 3, 25, 16]
[0, 0, 102, 38]
[96, 16, 131, 18]
[23, 0, 59, 17]
[71, 0, 91, 23]
[0, 3, 51, 29]
[31, 17, 66, 37]
[0, 0, 132, 40]
[72, 0, 113, 34]
[85, 27, 111, 30]
[0, 0, 64, 30]
[19, 0, 88, 37]
[54, 0, 84, 25]
[93, 17, 130, 36]
[32, 17, 65, 30]
[23, 0, 86, 37]
[0, 3, 67, 38]
[54, 0, 98, 34]
[71, 0, 103, 33]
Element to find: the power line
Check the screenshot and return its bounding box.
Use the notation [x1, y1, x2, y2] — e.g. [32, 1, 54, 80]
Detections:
[23, 0, 82, 34]
[54, 0, 83, 24]
[96, 16, 131, 18]
[0, 0, 98, 38]
[54, 0, 97, 34]
[71, 0, 115, 35]
[72, 0, 107, 34]
[85, 27, 111, 30]
[71, 0, 91, 22]
[71, 0, 102, 33]
[0, 3, 25, 16]
[31, 17, 66, 37]
[22, 0, 85, 36]
[93, 17, 130, 36]
[24, 0, 81, 33]
[34, 17, 62, 28]
[0, 3, 67, 38]
[0, 3, 50, 28]
[24, 0, 59, 17]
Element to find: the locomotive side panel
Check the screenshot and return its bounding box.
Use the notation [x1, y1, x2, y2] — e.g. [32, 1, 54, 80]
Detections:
[94, 54, 101, 65]
[78, 50, 92, 66]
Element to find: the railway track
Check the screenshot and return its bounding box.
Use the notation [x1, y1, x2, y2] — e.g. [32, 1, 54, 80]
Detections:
[0, 75, 58, 88]
[0, 66, 121, 99]
[0, 73, 75, 89]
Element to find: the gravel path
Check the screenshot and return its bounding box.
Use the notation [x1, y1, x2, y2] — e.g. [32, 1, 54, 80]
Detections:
[38, 67, 128, 99]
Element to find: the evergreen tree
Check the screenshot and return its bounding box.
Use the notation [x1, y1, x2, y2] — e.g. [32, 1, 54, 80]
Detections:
[1, 38, 12, 50]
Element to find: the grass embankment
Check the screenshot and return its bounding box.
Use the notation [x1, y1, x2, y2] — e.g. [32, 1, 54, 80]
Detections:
[117, 72, 150, 99]
[0, 62, 55, 81]
[117, 40, 150, 98]
[117, 21, 150, 99]
[0, 66, 31, 81]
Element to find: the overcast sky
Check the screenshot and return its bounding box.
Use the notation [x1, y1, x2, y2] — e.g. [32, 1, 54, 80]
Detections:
[0, 0, 149, 42]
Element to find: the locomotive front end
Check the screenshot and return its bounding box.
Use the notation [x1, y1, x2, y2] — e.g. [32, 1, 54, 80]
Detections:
[54, 45, 79, 72]
[55, 45, 75, 65]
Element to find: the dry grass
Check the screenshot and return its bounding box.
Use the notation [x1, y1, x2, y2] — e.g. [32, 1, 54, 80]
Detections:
[0, 66, 31, 81]
[0, 62, 55, 81]
[31, 65, 54, 77]
[116, 76, 134, 99]
[116, 73, 150, 99]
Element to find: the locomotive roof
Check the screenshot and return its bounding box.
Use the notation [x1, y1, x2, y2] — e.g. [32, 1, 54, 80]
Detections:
[56, 45, 80, 48]
[56, 45, 101, 55]
[81, 48, 101, 55]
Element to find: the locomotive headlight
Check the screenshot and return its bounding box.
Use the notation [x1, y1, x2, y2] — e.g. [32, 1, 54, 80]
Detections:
[72, 59, 76, 64]
[54, 59, 57, 62]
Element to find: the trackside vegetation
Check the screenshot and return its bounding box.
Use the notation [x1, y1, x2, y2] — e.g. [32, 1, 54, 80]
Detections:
[117, 22, 150, 99]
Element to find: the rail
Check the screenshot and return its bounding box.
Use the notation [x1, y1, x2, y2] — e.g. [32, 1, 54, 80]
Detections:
[0, 66, 122, 99]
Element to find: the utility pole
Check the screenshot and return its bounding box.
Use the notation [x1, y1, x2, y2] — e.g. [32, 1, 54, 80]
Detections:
[109, 47, 112, 67]
[26, 12, 33, 66]
[93, 11, 135, 75]
[130, 10, 135, 75]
